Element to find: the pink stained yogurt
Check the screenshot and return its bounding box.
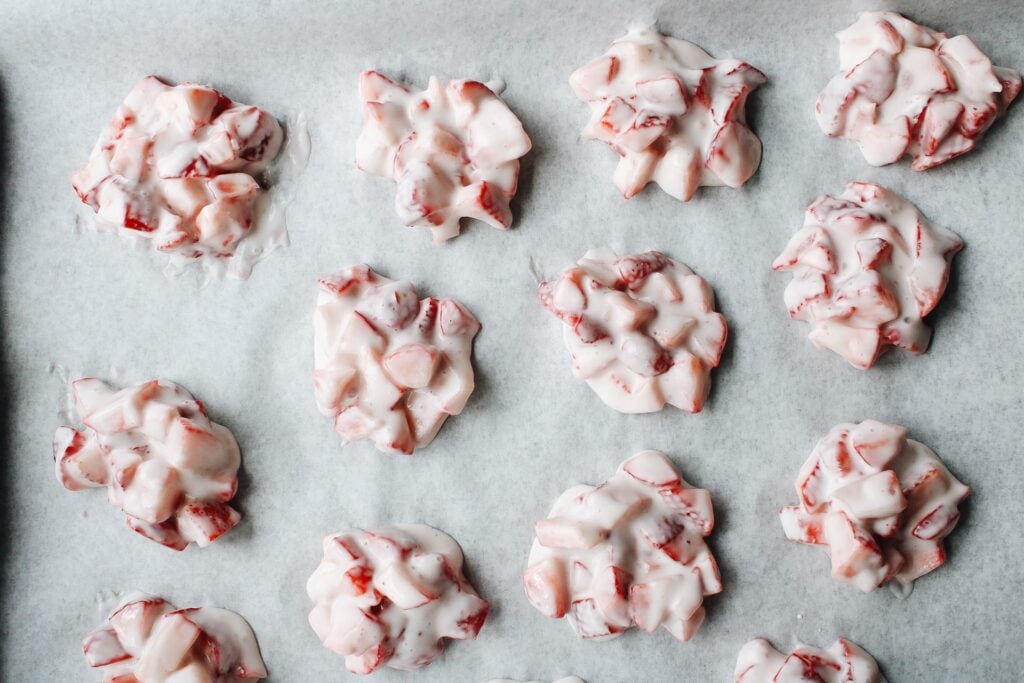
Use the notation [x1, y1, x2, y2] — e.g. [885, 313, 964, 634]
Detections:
[734, 638, 886, 683]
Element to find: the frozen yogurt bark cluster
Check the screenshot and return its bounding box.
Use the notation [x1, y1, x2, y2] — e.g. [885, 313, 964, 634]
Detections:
[734, 638, 886, 683]
[306, 524, 489, 674]
[54, 378, 243, 550]
[816, 11, 1021, 169]
[356, 71, 532, 243]
[72, 76, 284, 276]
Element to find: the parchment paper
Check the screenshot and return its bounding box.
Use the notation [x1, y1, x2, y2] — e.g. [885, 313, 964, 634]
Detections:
[1, 1, 1022, 681]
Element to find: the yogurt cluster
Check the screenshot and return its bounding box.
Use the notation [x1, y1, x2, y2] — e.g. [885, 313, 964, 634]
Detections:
[72, 76, 284, 276]
[540, 248, 727, 413]
[773, 181, 962, 369]
[816, 11, 1022, 169]
[780, 420, 969, 594]
[356, 71, 532, 243]
[306, 524, 489, 674]
[53, 378, 242, 550]
[82, 594, 267, 682]
[734, 638, 886, 683]
[523, 451, 721, 643]
[570, 28, 766, 201]
[313, 265, 479, 454]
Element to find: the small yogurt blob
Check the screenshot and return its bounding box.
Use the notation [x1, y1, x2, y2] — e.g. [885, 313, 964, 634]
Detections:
[53, 378, 243, 550]
[82, 594, 267, 682]
[816, 11, 1021, 169]
[780, 420, 969, 595]
[72, 76, 284, 277]
[523, 450, 721, 643]
[307, 524, 489, 674]
[356, 71, 532, 243]
[570, 28, 766, 201]
[773, 181, 962, 369]
[539, 247, 727, 414]
[735, 638, 886, 683]
[313, 265, 479, 454]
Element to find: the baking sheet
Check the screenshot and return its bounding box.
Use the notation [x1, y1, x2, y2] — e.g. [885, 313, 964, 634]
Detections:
[2, 0, 1023, 681]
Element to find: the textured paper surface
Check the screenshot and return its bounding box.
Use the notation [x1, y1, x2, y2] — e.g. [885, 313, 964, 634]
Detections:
[1, 1, 1022, 681]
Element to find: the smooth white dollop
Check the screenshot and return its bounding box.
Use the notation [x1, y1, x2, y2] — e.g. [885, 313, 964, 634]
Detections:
[773, 181, 962, 369]
[306, 524, 489, 674]
[356, 71, 532, 243]
[816, 11, 1021, 169]
[780, 420, 969, 595]
[539, 247, 727, 413]
[82, 593, 266, 682]
[71, 76, 285, 278]
[523, 450, 721, 643]
[734, 638, 886, 682]
[313, 264, 479, 454]
[53, 378, 242, 550]
[570, 28, 766, 200]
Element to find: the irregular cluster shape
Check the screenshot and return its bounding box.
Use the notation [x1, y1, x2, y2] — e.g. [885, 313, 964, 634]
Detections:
[53, 378, 242, 550]
[306, 524, 489, 674]
[734, 638, 886, 683]
[356, 71, 532, 243]
[570, 28, 766, 200]
[523, 451, 721, 643]
[780, 420, 969, 594]
[539, 247, 727, 413]
[71, 76, 284, 276]
[313, 265, 479, 454]
[773, 181, 962, 369]
[82, 594, 267, 682]
[816, 11, 1022, 169]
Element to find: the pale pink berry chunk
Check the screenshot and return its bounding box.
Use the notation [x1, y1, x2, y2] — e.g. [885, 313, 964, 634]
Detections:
[306, 524, 488, 674]
[71, 76, 284, 277]
[81, 594, 267, 682]
[313, 265, 479, 454]
[539, 247, 727, 414]
[570, 28, 766, 201]
[779, 420, 969, 595]
[816, 11, 1021, 169]
[773, 181, 962, 369]
[356, 71, 532, 243]
[54, 378, 243, 550]
[734, 637, 886, 682]
[523, 451, 721, 643]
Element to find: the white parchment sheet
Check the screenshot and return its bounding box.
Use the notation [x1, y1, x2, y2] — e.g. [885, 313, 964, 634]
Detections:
[2, 1, 1022, 681]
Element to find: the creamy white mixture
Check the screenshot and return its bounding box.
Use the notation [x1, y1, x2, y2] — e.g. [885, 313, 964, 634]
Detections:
[356, 71, 532, 243]
[773, 181, 962, 369]
[82, 593, 266, 682]
[523, 451, 721, 643]
[54, 378, 242, 550]
[780, 420, 969, 595]
[540, 247, 727, 413]
[816, 11, 1021, 169]
[570, 28, 766, 201]
[313, 265, 479, 454]
[72, 76, 284, 277]
[307, 524, 489, 674]
[734, 638, 886, 682]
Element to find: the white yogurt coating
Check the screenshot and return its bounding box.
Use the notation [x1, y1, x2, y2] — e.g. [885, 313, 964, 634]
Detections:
[71, 76, 284, 278]
[313, 265, 479, 454]
[356, 70, 532, 243]
[307, 524, 489, 674]
[539, 247, 727, 414]
[570, 28, 766, 201]
[734, 638, 886, 683]
[82, 593, 267, 682]
[780, 420, 969, 595]
[53, 378, 242, 550]
[773, 181, 962, 369]
[523, 450, 721, 643]
[816, 11, 1022, 169]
